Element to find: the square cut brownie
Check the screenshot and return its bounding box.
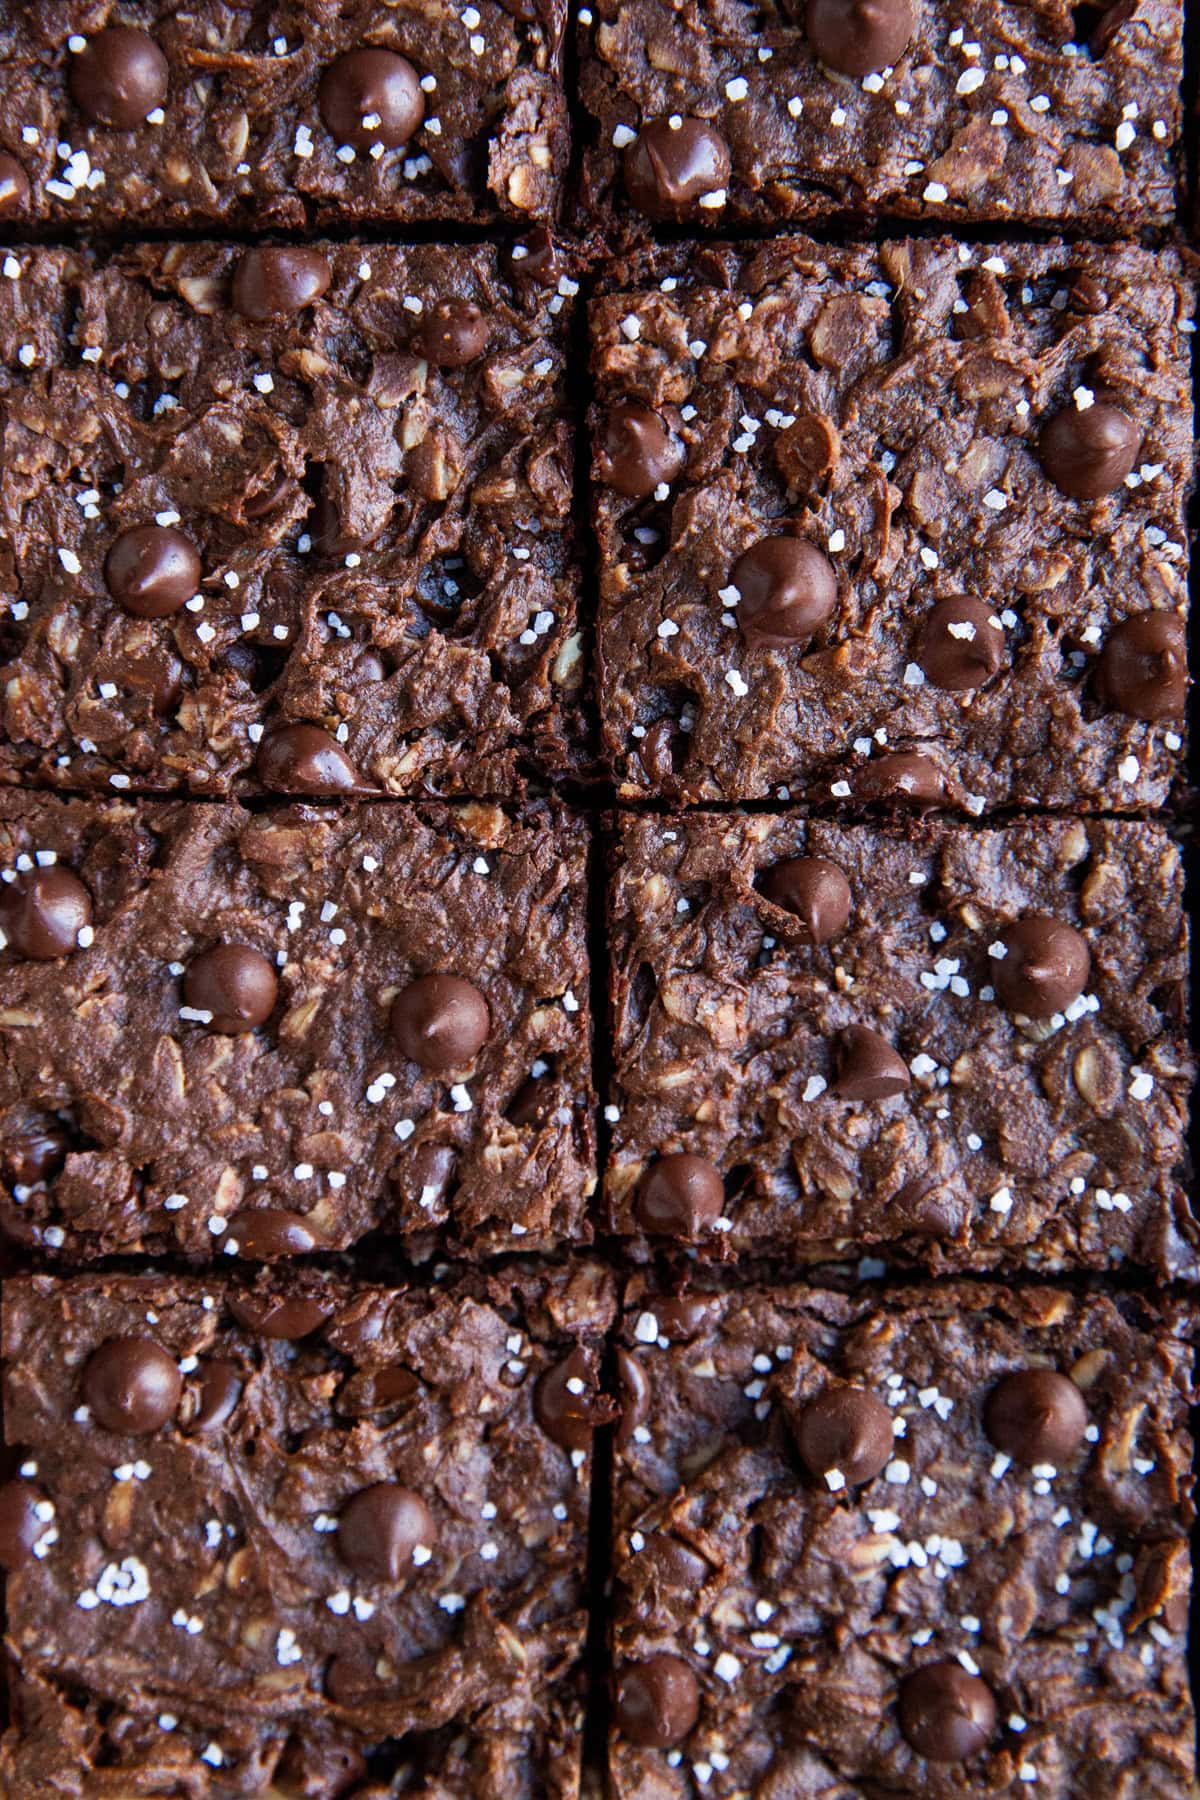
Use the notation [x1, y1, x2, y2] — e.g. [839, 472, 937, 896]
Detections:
[576, 0, 1182, 232]
[610, 1278, 1196, 1798]
[605, 811, 1194, 1277]
[0, 1261, 614, 1798]
[0, 792, 595, 1261]
[0, 237, 584, 798]
[590, 236, 1191, 809]
[0, 3, 566, 229]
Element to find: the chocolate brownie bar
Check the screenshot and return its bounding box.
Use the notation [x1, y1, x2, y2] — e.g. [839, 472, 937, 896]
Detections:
[590, 236, 1191, 810]
[0, 792, 595, 1260]
[610, 1277, 1196, 1797]
[0, 3, 566, 229]
[605, 810, 1194, 1277]
[576, 0, 1182, 232]
[0, 238, 584, 797]
[0, 1260, 615, 1797]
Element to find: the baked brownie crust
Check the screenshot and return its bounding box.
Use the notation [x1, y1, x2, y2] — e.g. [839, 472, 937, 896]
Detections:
[605, 811, 1194, 1277]
[1, 1261, 614, 1796]
[0, 240, 583, 797]
[590, 236, 1191, 809]
[577, 0, 1182, 231]
[0, 2, 567, 228]
[0, 793, 595, 1261]
[611, 1278, 1196, 1797]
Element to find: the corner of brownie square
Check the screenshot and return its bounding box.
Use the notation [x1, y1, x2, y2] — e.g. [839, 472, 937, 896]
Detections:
[0, 5, 567, 229]
[0, 238, 584, 797]
[577, 0, 1182, 230]
[605, 809, 1194, 1277]
[0, 1259, 615, 1796]
[0, 792, 595, 1260]
[590, 236, 1191, 810]
[610, 1276, 1196, 1796]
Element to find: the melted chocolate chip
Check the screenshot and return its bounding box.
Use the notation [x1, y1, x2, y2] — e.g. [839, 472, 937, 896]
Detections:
[855, 751, 948, 809]
[835, 1025, 910, 1100]
[184, 943, 278, 1034]
[624, 117, 731, 219]
[637, 1531, 711, 1589]
[83, 1338, 182, 1434]
[615, 1347, 650, 1449]
[0, 868, 92, 961]
[915, 597, 1007, 691]
[416, 300, 492, 368]
[1039, 399, 1141, 500]
[227, 1294, 332, 1339]
[733, 537, 838, 649]
[337, 1482, 436, 1581]
[635, 1152, 724, 1238]
[984, 1368, 1088, 1465]
[508, 226, 561, 289]
[615, 1654, 701, 1748]
[104, 525, 201, 619]
[758, 855, 851, 944]
[535, 1348, 600, 1452]
[69, 27, 169, 128]
[807, 0, 915, 74]
[993, 916, 1090, 1018]
[232, 248, 332, 322]
[793, 1385, 894, 1486]
[184, 1358, 242, 1434]
[318, 48, 424, 150]
[0, 1481, 44, 1568]
[3, 1118, 68, 1186]
[1094, 612, 1186, 720]
[899, 1661, 996, 1763]
[390, 973, 490, 1072]
[256, 724, 361, 796]
[0, 154, 30, 215]
[596, 401, 685, 499]
[228, 1209, 321, 1258]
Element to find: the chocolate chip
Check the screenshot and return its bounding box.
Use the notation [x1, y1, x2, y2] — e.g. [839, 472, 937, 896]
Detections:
[0, 1482, 44, 1569]
[508, 226, 561, 289]
[183, 1358, 242, 1434]
[624, 117, 731, 219]
[232, 248, 332, 322]
[397, 1142, 457, 1213]
[899, 1661, 996, 1763]
[854, 751, 948, 809]
[337, 1482, 436, 1581]
[806, 0, 915, 74]
[635, 1152, 724, 1238]
[3, 1118, 68, 1186]
[256, 724, 361, 795]
[416, 300, 492, 368]
[1039, 399, 1141, 500]
[390, 973, 490, 1072]
[535, 1348, 601, 1451]
[614, 1654, 700, 1748]
[68, 27, 169, 128]
[915, 597, 1007, 691]
[984, 1368, 1088, 1465]
[793, 1384, 894, 1486]
[835, 1025, 910, 1100]
[104, 525, 201, 619]
[758, 855, 851, 944]
[0, 868, 92, 961]
[733, 537, 838, 649]
[228, 1209, 321, 1258]
[318, 48, 424, 150]
[184, 943, 278, 1034]
[83, 1337, 182, 1434]
[227, 1294, 332, 1339]
[637, 1531, 711, 1588]
[336, 1364, 420, 1418]
[992, 915, 1090, 1018]
[1094, 612, 1186, 720]
[0, 154, 30, 215]
[596, 401, 685, 498]
[120, 642, 185, 714]
[615, 1346, 650, 1449]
